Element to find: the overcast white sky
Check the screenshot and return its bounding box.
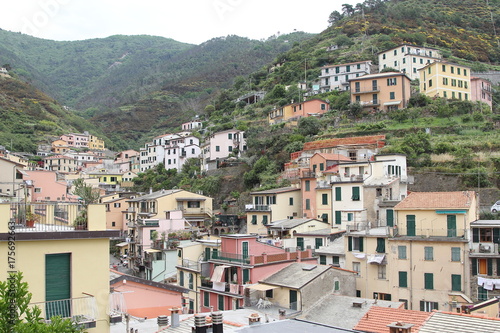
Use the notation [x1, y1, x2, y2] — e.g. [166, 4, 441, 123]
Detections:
[2, 0, 360, 44]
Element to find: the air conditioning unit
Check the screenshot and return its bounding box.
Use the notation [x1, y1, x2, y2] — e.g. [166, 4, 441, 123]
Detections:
[479, 244, 491, 253]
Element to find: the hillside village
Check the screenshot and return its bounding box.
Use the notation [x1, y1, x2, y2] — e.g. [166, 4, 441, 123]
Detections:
[2, 33, 500, 332]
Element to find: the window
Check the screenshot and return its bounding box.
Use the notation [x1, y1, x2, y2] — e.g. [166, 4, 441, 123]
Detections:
[372, 236, 386, 255]
[322, 193, 328, 205]
[420, 301, 438, 312]
[315, 238, 323, 249]
[383, 54, 386, 60]
[188, 201, 200, 208]
[335, 211, 341, 225]
[352, 186, 360, 201]
[251, 215, 257, 225]
[289, 197, 294, 205]
[334, 280, 340, 291]
[387, 78, 397, 86]
[319, 163, 324, 171]
[399, 271, 408, 287]
[428, 79, 432, 87]
[228, 133, 233, 139]
[189, 273, 193, 289]
[305, 199, 310, 210]
[179, 271, 184, 286]
[464, 69, 467, 76]
[332, 256, 340, 266]
[34, 188, 42, 193]
[390, 92, 395, 100]
[319, 255, 326, 265]
[442, 64, 446, 72]
[480, 228, 492, 242]
[346, 65, 351, 72]
[218, 295, 224, 310]
[451, 274, 461, 291]
[348, 236, 363, 252]
[265, 289, 273, 298]
[114, 203, 121, 208]
[297, 237, 304, 251]
[378, 265, 386, 279]
[424, 247, 434, 261]
[204, 291, 210, 307]
[478, 286, 488, 301]
[394, 61, 397, 67]
[406, 215, 416, 236]
[215, 146, 220, 152]
[451, 66, 455, 74]
[335, 67, 340, 74]
[424, 273, 434, 289]
[335, 187, 342, 201]
[45, 253, 71, 319]
[398, 246, 407, 259]
[451, 247, 460, 262]
[457, 68, 461, 75]
[305, 180, 310, 191]
[447, 215, 457, 237]
[353, 262, 361, 275]
[347, 213, 353, 221]
[228, 146, 233, 152]
[387, 209, 394, 227]
[443, 77, 448, 85]
[262, 215, 268, 225]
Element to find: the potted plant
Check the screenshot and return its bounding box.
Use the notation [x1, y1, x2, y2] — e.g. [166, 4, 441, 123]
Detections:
[73, 209, 88, 230]
[25, 209, 40, 228]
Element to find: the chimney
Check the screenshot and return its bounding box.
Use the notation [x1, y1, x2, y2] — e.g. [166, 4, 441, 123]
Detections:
[278, 309, 286, 320]
[170, 307, 180, 328]
[387, 321, 414, 333]
[212, 311, 223, 333]
[157, 315, 169, 329]
[248, 313, 261, 326]
[194, 314, 207, 333]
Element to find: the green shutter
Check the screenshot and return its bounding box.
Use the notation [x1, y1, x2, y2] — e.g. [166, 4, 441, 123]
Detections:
[322, 193, 328, 205]
[335, 187, 342, 201]
[424, 273, 434, 289]
[320, 163, 324, 171]
[399, 271, 408, 288]
[315, 238, 323, 249]
[205, 248, 211, 261]
[497, 259, 500, 277]
[488, 258, 493, 276]
[204, 292, 209, 307]
[320, 255, 327, 265]
[218, 295, 224, 310]
[386, 209, 394, 227]
[352, 186, 360, 201]
[472, 258, 477, 276]
[406, 215, 416, 236]
[297, 237, 304, 251]
[45, 253, 71, 319]
[262, 215, 268, 225]
[243, 269, 250, 283]
[447, 215, 457, 237]
[359, 237, 364, 252]
[348, 236, 352, 251]
[212, 248, 218, 259]
[321, 213, 328, 223]
[494, 228, 500, 244]
[473, 228, 479, 242]
[335, 211, 342, 224]
[376, 238, 385, 253]
[179, 271, 184, 286]
[251, 215, 257, 225]
[451, 274, 461, 291]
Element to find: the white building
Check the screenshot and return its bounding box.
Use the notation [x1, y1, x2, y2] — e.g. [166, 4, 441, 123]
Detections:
[201, 129, 247, 171]
[319, 61, 372, 92]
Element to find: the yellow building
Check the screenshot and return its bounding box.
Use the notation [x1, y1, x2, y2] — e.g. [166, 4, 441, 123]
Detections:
[246, 187, 302, 235]
[0, 203, 119, 332]
[89, 135, 105, 151]
[349, 72, 411, 112]
[345, 191, 477, 312]
[419, 61, 471, 101]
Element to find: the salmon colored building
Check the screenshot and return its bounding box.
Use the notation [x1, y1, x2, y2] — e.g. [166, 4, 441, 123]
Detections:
[268, 98, 329, 125]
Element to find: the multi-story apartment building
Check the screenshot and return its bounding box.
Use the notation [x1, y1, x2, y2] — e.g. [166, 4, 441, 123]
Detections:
[344, 191, 477, 313]
[201, 129, 247, 171]
[470, 77, 493, 110]
[88, 134, 105, 150]
[469, 220, 500, 302]
[268, 98, 329, 125]
[0, 203, 119, 332]
[60, 132, 89, 149]
[43, 155, 78, 173]
[246, 186, 302, 235]
[198, 234, 316, 313]
[318, 61, 373, 92]
[419, 61, 471, 101]
[349, 72, 412, 112]
[182, 120, 203, 131]
[25, 170, 71, 203]
[378, 44, 442, 80]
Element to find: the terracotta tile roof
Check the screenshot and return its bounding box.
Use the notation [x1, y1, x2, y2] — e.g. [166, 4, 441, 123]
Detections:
[394, 191, 475, 210]
[314, 153, 352, 162]
[303, 135, 385, 151]
[354, 306, 431, 333]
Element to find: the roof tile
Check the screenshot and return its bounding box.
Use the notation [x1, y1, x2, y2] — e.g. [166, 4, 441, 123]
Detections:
[354, 306, 432, 333]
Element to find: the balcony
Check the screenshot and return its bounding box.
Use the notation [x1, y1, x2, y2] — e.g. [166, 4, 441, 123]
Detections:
[138, 219, 159, 227]
[330, 174, 364, 183]
[213, 251, 250, 264]
[29, 296, 98, 329]
[245, 204, 270, 212]
[351, 86, 380, 94]
[300, 171, 316, 178]
[200, 280, 244, 296]
[470, 242, 500, 256]
[210, 249, 314, 266]
[178, 259, 202, 272]
[9, 203, 86, 232]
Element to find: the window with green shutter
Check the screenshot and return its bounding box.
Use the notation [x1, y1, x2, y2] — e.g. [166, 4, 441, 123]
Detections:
[297, 237, 304, 251]
[424, 273, 434, 290]
[315, 238, 323, 249]
[262, 215, 268, 225]
[386, 209, 394, 227]
[447, 215, 457, 237]
[406, 215, 416, 236]
[251, 215, 257, 225]
[243, 269, 250, 283]
[305, 199, 310, 210]
[335, 187, 342, 201]
[305, 180, 310, 191]
[472, 228, 479, 242]
[289, 197, 294, 205]
[322, 193, 328, 205]
[320, 163, 324, 171]
[451, 247, 460, 262]
[218, 295, 224, 310]
[352, 186, 360, 201]
[398, 246, 407, 259]
[179, 271, 184, 286]
[319, 255, 326, 265]
[478, 286, 488, 301]
[424, 247, 433, 260]
[45, 253, 71, 319]
[376, 238, 385, 253]
[321, 213, 328, 223]
[335, 211, 342, 225]
[399, 271, 408, 288]
[334, 280, 340, 291]
[451, 274, 461, 291]
[204, 291, 210, 307]
[488, 258, 494, 276]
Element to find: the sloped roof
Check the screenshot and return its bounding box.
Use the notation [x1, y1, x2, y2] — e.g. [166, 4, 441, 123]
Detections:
[260, 263, 331, 289]
[303, 135, 386, 151]
[268, 218, 320, 230]
[250, 186, 300, 195]
[394, 191, 475, 210]
[419, 311, 500, 333]
[127, 189, 182, 201]
[354, 306, 431, 333]
[313, 153, 352, 162]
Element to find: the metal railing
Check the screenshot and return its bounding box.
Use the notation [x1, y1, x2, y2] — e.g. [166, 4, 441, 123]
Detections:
[245, 204, 270, 212]
[212, 251, 250, 264]
[29, 296, 98, 325]
[179, 259, 202, 271]
[10, 203, 85, 232]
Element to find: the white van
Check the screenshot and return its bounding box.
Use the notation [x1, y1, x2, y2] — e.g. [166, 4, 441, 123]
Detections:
[491, 201, 500, 213]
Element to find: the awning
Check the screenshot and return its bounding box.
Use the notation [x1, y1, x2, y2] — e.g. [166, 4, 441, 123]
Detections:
[144, 249, 162, 253]
[383, 101, 401, 106]
[115, 242, 129, 247]
[248, 284, 278, 291]
[368, 254, 386, 264]
[211, 265, 230, 282]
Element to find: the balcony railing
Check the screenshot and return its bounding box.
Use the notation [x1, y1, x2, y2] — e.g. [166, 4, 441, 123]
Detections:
[10, 203, 86, 232]
[351, 86, 380, 94]
[245, 204, 270, 212]
[178, 259, 202, 271]
[213, 251, 250, 264]
[29, 296, 98, 328]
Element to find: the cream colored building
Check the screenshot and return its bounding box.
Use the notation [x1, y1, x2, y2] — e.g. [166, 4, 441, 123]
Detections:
[246, 187, 302, 235]
[344, 191, 477, 312]
[89, 135, 105, 150]
[378, 44, 442, 80]
[0, 203, 119, 332]
[419, 61, 471, 101]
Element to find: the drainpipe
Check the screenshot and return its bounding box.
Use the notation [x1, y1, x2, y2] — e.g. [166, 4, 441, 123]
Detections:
[409, 240, 413, 310]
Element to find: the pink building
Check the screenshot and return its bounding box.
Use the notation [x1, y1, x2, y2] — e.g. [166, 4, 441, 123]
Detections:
[132, 210, 188, 250]
[110, 273, 188, 318]
[201, 129, 247, 171]
[200, 234, 316, 312]
[25, 170, 74, 202]
[471, 77, 493, 110]
[60, 133, 89, 148]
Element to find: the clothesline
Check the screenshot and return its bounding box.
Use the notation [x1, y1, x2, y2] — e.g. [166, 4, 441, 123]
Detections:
[477, 277, 500, 291]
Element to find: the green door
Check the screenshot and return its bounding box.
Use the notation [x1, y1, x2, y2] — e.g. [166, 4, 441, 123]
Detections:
[297, 237, 304, 251]
[447, 215, 457, 237]
[243, 269, 250, 284]
[406, 215, 416, 236]
[386, 209, 394, 227]
[242, 242, 249, 260]
[289, 290, 298, 310]
[205, 247, 211, 261]
[45, 253, 71, 319]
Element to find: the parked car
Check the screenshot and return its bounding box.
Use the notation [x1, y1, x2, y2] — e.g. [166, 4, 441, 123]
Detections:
[491, 201, 500, 213]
